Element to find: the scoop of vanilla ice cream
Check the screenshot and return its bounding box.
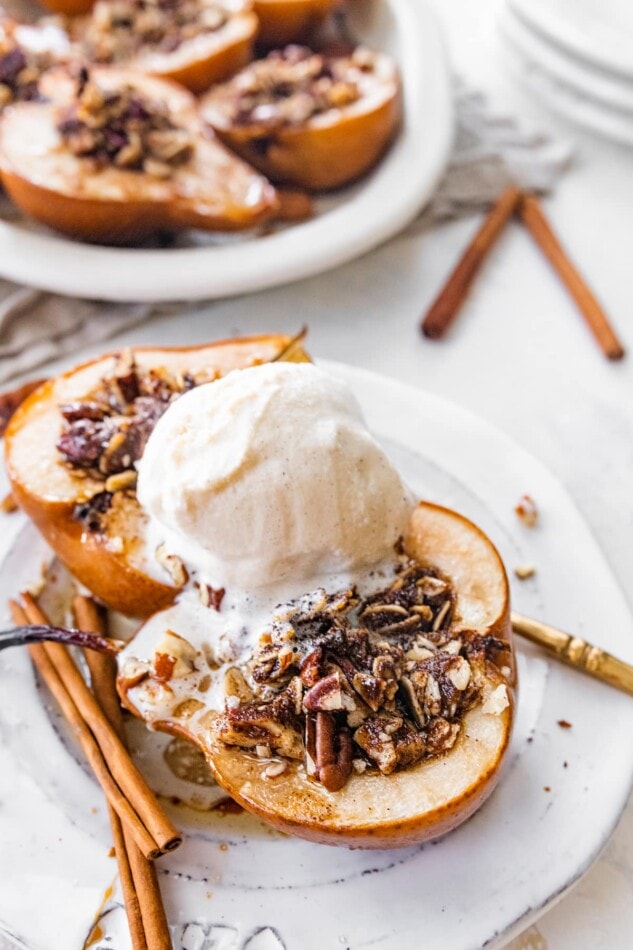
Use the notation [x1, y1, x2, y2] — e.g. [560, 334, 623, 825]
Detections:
[137, 361, 414, 589]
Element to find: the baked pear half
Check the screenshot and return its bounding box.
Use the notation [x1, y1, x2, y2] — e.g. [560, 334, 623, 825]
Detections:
[200, 44, 401, 190]
[71, 0, 258, 94]
[253, 0, 338, 47]
[118, 502, 516, 848]
[5, 334, 310, 618]
[0, 67, 277, 244]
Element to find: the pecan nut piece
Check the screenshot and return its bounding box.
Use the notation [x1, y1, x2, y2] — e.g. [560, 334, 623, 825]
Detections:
[354, 714, 425, 774]
[299, 647, 323, 687]
[315, 712, 352, 792]
[303, 672, 343, 711]
[218, 704, 304, 760]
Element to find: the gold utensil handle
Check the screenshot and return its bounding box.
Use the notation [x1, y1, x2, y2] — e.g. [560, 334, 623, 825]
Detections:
[511, 612, 633, 698]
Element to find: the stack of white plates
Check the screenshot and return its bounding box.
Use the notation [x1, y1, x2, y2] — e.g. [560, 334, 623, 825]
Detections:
[500, 0, 633, 146]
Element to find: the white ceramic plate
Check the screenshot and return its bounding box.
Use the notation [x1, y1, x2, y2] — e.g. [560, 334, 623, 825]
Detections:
[509, 0, 633, 82]
[500, 24, 633, 147]
[500, 7, 633, 114]
[0, 0, 452, 303]
[1, 363, 632, 950]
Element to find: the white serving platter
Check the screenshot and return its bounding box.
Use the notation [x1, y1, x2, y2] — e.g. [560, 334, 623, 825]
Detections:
[0, 0, 453, 302]
[0, 362, 632, 949]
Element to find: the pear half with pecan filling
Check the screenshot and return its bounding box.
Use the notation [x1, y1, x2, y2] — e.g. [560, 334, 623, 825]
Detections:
[5, 334, 309, 618]
[118, 502, 515, 848]
[71, 0, 258, 94]
[201, 44, 401, 190]
[0, 67, 278, 244]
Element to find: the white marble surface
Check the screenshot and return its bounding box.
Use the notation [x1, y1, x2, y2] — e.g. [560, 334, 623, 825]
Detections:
[3, 1, 633, 947]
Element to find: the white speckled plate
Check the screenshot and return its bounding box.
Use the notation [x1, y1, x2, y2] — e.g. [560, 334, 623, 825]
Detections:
[500, 7, 633, 113]
[0, 0, 452, 302]
[509, 0, 633, 81]
[0, 363, 632, 950]
[499, 7, 633, 147]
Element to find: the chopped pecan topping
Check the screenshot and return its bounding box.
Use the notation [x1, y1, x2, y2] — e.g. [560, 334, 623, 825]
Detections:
[209, 551, 509, 792]
[153, 629, 197, 680]
[223, 666, 254, 705]
[299, 647, 323, 687]
[125, 547, 507, 790]
[155, 544, 188, 587]
[154, 652, 176, 682]
[303, 671, 344, 712]
[465, 633, 513, 672]
[104, 469, 138, 493]
[119, 656, 151, 688]
[425, 717, 460, 756]
[214, 45, 380, 130]
[57, 350, 213, 485]
[197, 583, 225, 611]
[215, 677, 304, 760]
[57, 71, 194, 175]
[354, 714, 426, 774]
[314, 711, 353, 792]
[73, 489, 113, 532]
[398, 675, 425, 728]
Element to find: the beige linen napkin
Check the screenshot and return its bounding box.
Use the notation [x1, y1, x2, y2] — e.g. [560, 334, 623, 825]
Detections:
[0, 280, 154, 384]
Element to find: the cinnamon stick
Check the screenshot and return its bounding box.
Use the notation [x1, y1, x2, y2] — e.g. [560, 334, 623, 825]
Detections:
[75, 599, 125, 732]
[75, 596, 172, 950]
[76, 597, 147, 950]
[518, 194, 625, 361]
[106, 802, 148, 950]
[8, 600, 158, 862]
[20, 592, 181, 857]
[421, 186, 522, 339]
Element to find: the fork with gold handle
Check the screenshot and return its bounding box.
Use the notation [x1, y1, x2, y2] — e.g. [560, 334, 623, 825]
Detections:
[512, 612, 633, 697]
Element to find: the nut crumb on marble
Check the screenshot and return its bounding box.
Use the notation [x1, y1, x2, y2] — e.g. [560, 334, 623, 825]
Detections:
[515, 494, 539, 528]
[514, 564, 536, 580]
